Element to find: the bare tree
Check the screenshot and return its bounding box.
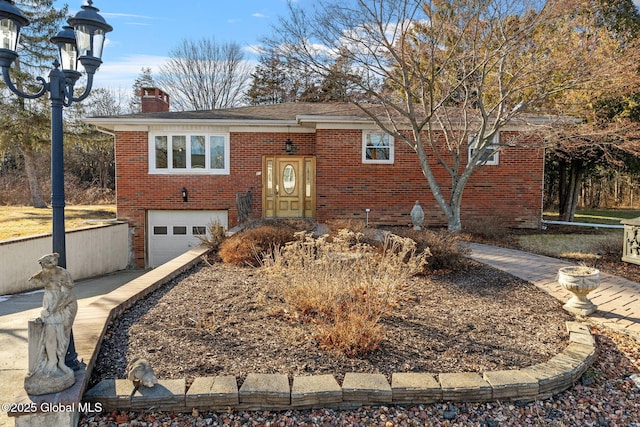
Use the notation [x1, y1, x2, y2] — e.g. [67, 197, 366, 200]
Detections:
[157, 38, 252, 111]
[265, 0, 629, 230]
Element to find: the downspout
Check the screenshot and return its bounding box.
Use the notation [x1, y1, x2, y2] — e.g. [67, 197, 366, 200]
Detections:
[92, 125, 115, 137]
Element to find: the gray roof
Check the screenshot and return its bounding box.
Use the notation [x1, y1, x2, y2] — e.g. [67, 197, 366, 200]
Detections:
[86, 102, 572, 131]
[93, 102, 372, 121]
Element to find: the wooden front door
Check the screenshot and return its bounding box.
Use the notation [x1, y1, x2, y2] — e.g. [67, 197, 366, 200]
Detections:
[263, 156, 315, 218]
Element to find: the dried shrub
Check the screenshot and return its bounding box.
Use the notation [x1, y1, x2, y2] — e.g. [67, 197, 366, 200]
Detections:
[263, 229, 429, 356]
[392, 228, 470, 273]
[218, 225, 297, 266]
[463, 216, 512, 242]
[325, 219, 367, 235]
[198, 221, 227, 251]
[315, 311, 384, 356]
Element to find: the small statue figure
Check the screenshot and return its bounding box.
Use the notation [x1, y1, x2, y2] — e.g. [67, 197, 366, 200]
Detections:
[410, 200, 425, 230]
[24, 253, 78, 395]
[127, 357, 158, 392]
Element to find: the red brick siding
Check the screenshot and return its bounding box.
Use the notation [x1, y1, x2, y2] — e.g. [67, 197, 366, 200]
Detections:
[116, 128, 543, 267]
[314, 129, 543, 227]
[116, 131, 315, 267]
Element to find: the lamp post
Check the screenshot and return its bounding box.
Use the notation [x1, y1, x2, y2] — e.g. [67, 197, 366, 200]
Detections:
[0, 0, 112, 268]
[0, 0, 111, 371]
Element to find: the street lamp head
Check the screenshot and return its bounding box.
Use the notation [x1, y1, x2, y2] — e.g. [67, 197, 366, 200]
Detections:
[67, 0, 112, 73]
[51, 26, 78, 72]
[0, 0, 29, 67]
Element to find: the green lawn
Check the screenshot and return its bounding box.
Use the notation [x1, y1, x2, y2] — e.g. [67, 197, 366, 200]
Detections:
[544, 208, 640, 225]
[513, 208, 634, 260]
[515, 230, 622, 261]
[0, 205, 116, 241]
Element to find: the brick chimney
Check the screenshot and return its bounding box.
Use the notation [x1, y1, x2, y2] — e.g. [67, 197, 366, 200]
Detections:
[140, 87, 170, 113]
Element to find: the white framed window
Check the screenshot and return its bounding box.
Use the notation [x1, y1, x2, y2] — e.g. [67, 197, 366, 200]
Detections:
[362, 130, 394, 164]
[150, 133, 230, 174]
[468, 132, 500, 166]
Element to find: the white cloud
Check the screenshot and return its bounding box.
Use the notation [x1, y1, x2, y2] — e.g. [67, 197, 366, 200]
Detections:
[252, 13, 269, 18]
[93, 54, 168, 90]
[102, 13, 158, 20]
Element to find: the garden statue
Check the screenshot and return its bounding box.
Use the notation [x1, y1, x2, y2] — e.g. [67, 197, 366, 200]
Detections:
[24, 253, 78, 395]
[410, 200, 425, 230]
[127, 357, 158, 391]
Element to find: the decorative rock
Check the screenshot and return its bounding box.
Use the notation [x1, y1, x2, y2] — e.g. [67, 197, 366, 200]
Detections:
[443, 404, 458, 420]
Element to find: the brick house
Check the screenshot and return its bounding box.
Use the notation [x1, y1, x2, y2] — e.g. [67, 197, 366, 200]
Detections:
[87, 88, 545, 268]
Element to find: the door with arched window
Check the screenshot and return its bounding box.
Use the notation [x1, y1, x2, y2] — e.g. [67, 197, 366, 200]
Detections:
[263, 156, 315, 218]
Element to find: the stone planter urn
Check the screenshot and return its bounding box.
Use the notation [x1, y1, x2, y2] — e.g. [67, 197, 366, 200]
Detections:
[557, 266, 600, 316]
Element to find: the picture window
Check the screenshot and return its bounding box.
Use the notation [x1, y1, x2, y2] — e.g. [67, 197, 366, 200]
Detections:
[150, 133, 230, 174]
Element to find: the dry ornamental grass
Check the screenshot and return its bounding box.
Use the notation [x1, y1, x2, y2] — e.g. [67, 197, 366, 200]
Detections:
[92, 228, 573, 388]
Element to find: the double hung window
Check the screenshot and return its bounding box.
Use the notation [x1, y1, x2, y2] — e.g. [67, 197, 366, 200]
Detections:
[362, 130, 394, 164]
[468, 133, 500, 166]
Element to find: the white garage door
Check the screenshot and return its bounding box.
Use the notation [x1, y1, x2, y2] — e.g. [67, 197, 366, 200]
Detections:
[148, 210, 228, 267]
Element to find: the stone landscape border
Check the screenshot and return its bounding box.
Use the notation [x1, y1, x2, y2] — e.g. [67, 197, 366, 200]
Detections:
[84, 321, 597, 411]
[10, 247, 598, 425]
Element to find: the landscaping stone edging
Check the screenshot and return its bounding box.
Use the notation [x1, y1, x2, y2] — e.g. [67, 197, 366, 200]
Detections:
[84, 321, 597, 412]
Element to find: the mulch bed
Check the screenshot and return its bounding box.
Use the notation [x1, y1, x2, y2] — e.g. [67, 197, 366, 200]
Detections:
[92, 261, 572, 386]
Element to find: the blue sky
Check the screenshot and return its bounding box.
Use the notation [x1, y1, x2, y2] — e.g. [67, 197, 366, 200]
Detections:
[53, 0, 300, 90]
[53, 0, 640, 92]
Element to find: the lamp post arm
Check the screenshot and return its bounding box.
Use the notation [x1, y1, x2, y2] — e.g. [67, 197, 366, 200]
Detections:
[68, 72, 95, 104]
[1, 66, 48, 100]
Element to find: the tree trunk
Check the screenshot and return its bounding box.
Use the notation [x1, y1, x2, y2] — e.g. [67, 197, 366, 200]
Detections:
[558, 160, 584, 222]
[22, 146, 47, 208]
[447, 209, 462, 232]
[558, 162, 568, 218]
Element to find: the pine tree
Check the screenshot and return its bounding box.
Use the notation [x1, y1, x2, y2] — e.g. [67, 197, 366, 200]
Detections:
[0, 0, 67, 207]
[128, 67, 156, 113]
[245, 51, 322, 105]
[245, 54, 288, 105]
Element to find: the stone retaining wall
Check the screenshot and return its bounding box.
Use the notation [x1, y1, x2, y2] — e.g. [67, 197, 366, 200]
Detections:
[84, 321, 597, 412]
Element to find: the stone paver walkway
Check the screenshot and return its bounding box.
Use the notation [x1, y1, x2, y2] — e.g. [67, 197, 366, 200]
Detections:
[469, 243, 640, 337]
